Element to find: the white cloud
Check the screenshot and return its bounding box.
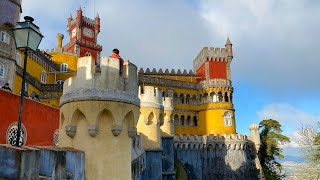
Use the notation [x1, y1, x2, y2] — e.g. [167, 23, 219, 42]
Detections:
[21, 0, 320, 96]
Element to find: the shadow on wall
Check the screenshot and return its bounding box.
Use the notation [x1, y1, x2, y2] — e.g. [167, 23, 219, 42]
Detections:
[174, 138, 260, 180]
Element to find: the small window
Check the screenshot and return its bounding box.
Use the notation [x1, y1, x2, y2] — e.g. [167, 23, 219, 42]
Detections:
[60, 63, 68, 72]
[40, 70, 47, 84]
[16, 53, 22, 67]
[53, 129, 59, 146]
[56, 80, 64, 85]
[85, 52, 91, 56]
[6, 122, 27, 146]
[0, 63, 4, 78]
[0, 31, 10, 44]
[224, 111, 232, 126]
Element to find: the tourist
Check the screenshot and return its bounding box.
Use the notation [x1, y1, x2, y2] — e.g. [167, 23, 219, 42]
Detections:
[2, 83, 12, 92]
[110, 48, 124, 76]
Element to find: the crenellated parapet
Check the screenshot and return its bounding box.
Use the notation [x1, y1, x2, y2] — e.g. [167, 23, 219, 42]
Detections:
[139, 68, 195, 76]
[193, 47, 229, 72]
[139, 86, 163, 110]
[174, 134, 256, 151]
[61, 56, 139, 106]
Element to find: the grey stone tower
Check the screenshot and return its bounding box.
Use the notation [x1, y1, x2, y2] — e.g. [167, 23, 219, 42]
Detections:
[0, 0, 22, 88]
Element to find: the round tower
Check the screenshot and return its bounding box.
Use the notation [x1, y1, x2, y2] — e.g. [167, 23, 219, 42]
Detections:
[59, 56, 140, 180]
[137, 85, 164, 180]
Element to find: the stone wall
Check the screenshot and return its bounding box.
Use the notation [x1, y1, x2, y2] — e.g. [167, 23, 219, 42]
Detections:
[174, 134, 260, 180]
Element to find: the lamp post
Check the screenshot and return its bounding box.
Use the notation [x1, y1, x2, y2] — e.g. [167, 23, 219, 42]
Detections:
[12, 16, 43, 146]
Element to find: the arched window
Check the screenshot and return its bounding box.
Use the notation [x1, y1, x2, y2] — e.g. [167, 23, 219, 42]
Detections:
[224, 111, 232, 126]
[6, 122, 27, 146]
[210, 92, 215, 103]
[203, 93, 208, 103]
[224, 92, 229, 102]
[179, 93, 184, 104]
[173, 92, 178, 103]
[16, 53, 22, 67]
[218, 92, 223, 102]
[85, 52, 91, 56]
[180, 115, 185, 126]
[186, 94, 190, 104]
[0, 63, 4, 78]
[191, 95, 197, 104]
[56, 80, 64, 85]
[193, 116, 198, 126]
[60, 63, 68, 72]
[186, 115, 191, 126]
[40, 70, 47, 84]
[174, 114, 179, 126]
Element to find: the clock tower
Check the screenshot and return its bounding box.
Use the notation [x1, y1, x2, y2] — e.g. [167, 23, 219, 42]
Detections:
[64, 7, 102, 64]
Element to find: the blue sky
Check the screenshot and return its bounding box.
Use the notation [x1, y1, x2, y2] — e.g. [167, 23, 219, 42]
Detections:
[21, 0, 320, 157]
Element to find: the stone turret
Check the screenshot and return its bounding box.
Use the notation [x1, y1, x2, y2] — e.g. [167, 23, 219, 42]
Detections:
[59, 56, 140, 180]
[56, 33, 64, 52]
[249, 123, 261, 151]
[138, 86, 163, 149]
[161, 97, 174, 137]
[137, 85, 164, 180]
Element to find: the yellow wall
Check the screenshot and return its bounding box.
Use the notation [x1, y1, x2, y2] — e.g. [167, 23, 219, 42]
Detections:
[50, 52, 78, 72]
[174, 102, 236, 135]
[12, 52, 78, 108]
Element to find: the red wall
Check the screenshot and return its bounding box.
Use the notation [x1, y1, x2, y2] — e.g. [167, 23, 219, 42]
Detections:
[209, 61, 227, 79]
[0, 90, 59, 145]
[196, 63, 206, 82]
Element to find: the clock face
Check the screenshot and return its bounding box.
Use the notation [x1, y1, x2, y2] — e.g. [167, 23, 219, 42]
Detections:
[83, 27, 93, 38]
[72, 28, 77, 38]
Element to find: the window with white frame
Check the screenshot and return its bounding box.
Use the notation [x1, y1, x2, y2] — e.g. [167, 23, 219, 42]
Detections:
[0, 31, 10, 44]
[60, 63, 68, 72]
[224, 111, 232, 126]
[40, 70, 47, 84]
[0, 63, 4, 78]
[56, 80, 64, 85]
[16, 53, 22, 67]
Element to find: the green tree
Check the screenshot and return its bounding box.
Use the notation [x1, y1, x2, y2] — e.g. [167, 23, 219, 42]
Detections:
[259, 119, 290, 180]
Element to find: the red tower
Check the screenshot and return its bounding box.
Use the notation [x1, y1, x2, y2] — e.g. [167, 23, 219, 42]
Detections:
[193, 37, 233, 82]
[64, 7, 102, 64]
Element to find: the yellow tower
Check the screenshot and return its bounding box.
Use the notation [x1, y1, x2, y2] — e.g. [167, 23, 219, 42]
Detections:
[59, 56, 140, 180]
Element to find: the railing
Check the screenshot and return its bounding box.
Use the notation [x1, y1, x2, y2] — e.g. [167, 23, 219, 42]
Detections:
[16, 66, 63, 92]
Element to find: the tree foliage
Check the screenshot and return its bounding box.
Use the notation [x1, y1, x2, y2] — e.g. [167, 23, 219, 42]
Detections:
[298, 123, 320, 164]
[259, 119, 290, 180]
[297, 123, 320, 178]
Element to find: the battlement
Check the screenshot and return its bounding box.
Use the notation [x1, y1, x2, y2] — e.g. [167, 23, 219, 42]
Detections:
[139, 68, 195, 76]
[174, 134, 254, 150]
[60, 56, 140, 106]
[193, 47, 229, 71]
[139, 86, 163, 109]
